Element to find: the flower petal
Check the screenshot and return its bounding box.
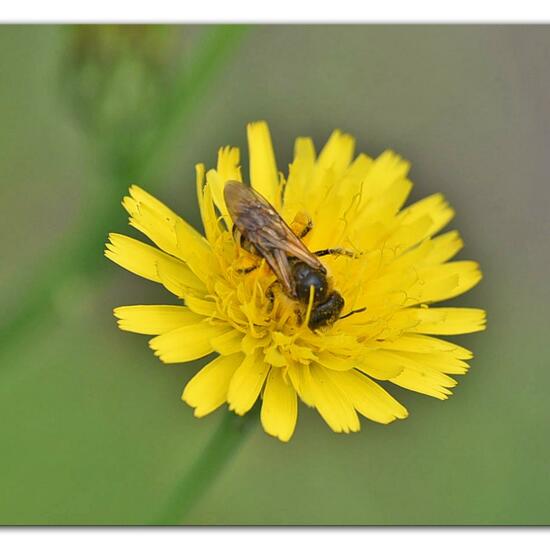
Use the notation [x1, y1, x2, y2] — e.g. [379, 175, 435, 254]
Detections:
[390, 371, 453, 400]
[424, 230, 464, 264]
[294, 130, 356, 229]
[326, 369, 408, 424]
[113, 305, 202, 335]
[387, 351, 459, 399]
[384, 215, 435, 252]
[286, 364, 315, 407]
[155, 259, 208, 298]
[385, 230, 463, 274]
[173, 217, 216, 281]
[227, 352, 270, 415]
[122, 185, 218, 280]
[308, 365, 360, 434]
[395, 307, 487, 335]
[123, 185, 181, 257]
[207, 146, 242, 229]
[316, 352, 354, 371]
[260, 368, 298, 442]
[123, 186, 213, 278]
[357, 150, 410, 206]
[247, 121, 280, 207]
[211, 329, 244, 355]
[397, 193, 455, 241]
[196, 163, 222, 244]
[317, 129, 355, 177]
[104, 233, 203, 292]
[181, 294, 219, 317]
[367, 261, 482, 307]
[105, 233, 167, 282]
[378, 334, 473, 359]
[413, 261, 483, 303]
[149, 322, 230, 364]
[355, 350, 406, 380]
[282, 136, 316, 219]
[396, 351, 470, 375]
[182, 353, 243, 417]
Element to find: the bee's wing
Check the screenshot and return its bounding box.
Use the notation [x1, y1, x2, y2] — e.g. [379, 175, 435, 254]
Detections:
[224, 181, 324, 272]
[253, 221, 324, 271]
[267, 248, 296, 297]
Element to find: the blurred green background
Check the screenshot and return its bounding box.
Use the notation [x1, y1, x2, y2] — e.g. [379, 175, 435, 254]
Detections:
[0, 25, 549, 525]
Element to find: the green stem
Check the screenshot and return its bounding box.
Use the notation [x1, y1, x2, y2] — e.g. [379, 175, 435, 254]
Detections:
[155, 409, 256, 525]
[0, 25, 248, 357]
[0, 173, 126, 355]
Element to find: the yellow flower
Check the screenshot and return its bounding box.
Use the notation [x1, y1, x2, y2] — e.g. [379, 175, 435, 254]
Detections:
[105, 121, 486, 442]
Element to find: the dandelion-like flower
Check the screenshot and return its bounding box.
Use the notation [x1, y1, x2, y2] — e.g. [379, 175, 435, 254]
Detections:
[105, 121, 485, 442]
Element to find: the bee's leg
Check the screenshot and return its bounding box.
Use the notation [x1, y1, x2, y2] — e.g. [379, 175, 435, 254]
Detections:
[266, 281, 277, 302]
[237, 264, 259, 274]
[297, 219, 313, 239]
[265, 281, 280, 314]
[313, 247, 357, 258]
[339, 306, 367, 320]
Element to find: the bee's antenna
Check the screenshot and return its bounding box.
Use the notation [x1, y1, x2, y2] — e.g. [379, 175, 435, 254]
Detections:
[339, 307, 367, 321]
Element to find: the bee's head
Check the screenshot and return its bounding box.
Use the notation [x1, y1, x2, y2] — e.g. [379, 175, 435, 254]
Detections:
[291, 261, 329, 304]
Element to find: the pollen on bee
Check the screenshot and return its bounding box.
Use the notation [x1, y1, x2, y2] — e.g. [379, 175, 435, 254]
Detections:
[289, 211, 313, 239]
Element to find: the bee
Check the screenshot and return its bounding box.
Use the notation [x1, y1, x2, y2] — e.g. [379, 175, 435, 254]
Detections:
[223, 181, 365, 330]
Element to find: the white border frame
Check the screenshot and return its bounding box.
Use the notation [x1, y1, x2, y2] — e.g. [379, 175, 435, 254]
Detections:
[2, 1, 550, 23]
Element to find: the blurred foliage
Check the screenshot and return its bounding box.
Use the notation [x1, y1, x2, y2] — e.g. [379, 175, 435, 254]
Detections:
[0, 25, 549, 525]
[62, 25, 181, 171]
[0, 24, 246, 360]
